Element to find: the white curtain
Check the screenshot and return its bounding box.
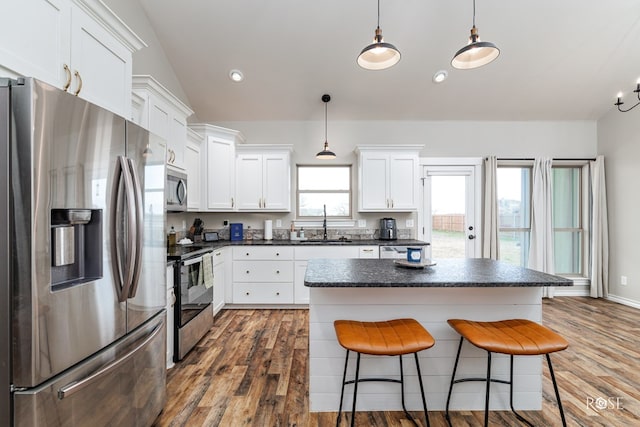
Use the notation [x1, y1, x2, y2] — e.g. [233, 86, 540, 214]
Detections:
[528, 158, 555, 298]
[590, 155, 609, 298]
[482, 156, 500, 259]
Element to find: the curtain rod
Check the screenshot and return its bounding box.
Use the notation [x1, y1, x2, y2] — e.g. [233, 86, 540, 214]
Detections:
[495, 157, 596, 161]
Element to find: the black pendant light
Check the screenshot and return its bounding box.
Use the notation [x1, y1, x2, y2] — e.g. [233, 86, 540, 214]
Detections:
[451, 0, 500, 70]
[316, 94, 336, 160]
[357, 0, 401, 70]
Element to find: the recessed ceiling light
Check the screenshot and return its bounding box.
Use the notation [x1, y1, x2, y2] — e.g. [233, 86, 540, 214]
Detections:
[432, 70, 448, 83]
[229, 69, 244, 82]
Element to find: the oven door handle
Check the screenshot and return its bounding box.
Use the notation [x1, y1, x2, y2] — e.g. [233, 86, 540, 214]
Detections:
[183, 256, 204, 267]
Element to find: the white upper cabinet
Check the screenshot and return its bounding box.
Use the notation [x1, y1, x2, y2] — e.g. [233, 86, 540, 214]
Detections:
[185, 128, 203, 211]
[356, 145, 423, 212]
[132, 75, 193, 169]
[235, 145, 292, 211]
[189, 124, 245, 211]
[0, 0, 146, 117]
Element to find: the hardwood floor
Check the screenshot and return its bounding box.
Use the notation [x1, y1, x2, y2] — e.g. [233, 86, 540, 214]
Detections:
[153, 297, 640, 426]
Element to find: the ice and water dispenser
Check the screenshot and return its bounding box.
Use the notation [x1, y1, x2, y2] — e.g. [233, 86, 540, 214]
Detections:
[51, 209, 102, 290]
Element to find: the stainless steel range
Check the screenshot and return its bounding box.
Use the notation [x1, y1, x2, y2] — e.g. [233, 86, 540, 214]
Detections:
[168, 246, 214, 361]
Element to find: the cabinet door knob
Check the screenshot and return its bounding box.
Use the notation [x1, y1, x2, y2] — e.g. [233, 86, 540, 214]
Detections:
[276, 292, 280, 296]
[63, 64, 72, 91]
[276, 270, 280, 274]
[276, 253, 280, 256]
[73, 70, 82, 96]
[246, 292, 250, 295]
[246, 252, 250, 256]
[246, 270, 250, 274]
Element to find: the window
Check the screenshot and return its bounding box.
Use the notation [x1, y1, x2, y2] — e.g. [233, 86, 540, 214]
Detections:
[552, 166, 586, 275]
[497, 166, 531, 266]
[297, 165, 351, 218]
[496, 161, 588, 276]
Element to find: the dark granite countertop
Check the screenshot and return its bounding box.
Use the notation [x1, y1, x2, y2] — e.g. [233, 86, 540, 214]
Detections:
[168, 239, 428, 261]
[304, 258, 574, 288]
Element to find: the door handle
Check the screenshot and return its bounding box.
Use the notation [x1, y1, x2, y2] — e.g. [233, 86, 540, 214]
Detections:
[110, 156, 136, 303]
[58, 323, 162, 399]
[468, 234, 476, 240]
[126, 157, 144, 299]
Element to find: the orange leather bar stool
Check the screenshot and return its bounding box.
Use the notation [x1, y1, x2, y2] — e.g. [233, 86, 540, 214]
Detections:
[334, 318, 435, 427]
[445, 319, 569, 427]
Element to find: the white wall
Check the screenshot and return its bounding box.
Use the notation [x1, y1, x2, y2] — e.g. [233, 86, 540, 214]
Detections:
[597, 109, 640, 305]
[103, 0, 191, 107]
[214, 120, 597, 159]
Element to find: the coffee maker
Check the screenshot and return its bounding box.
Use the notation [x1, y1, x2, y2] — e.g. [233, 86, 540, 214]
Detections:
[379, 218, 397, 240]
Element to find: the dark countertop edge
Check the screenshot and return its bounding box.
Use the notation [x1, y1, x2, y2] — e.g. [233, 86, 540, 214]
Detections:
[167, 239, 428, 261]
[304, 282, 573, 288]
[303, 258, 574, 288]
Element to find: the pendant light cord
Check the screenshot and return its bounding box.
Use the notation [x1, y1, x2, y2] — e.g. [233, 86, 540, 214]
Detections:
[377, 0, 380, 28]
[472, 0, 476, 27]
[324, 101, 328, 142]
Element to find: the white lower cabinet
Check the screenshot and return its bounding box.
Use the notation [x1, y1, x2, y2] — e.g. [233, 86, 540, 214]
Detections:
[231, 247, 294, 304]
[229, 245, 380, 306]
[165, 263, 175, 369]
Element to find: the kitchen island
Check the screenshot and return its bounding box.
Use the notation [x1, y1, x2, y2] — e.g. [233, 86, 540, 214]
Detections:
[304, 258, 572, 413]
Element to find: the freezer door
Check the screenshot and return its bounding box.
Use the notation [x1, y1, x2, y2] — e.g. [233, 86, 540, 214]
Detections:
[10, 79, 127, 387]
[125, 122, 167, 332]
[13, 313, 166, 427]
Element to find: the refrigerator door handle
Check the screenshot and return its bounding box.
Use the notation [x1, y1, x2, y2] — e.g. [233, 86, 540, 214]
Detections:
[57, 322, 163, 400]
[126, 157, 144, 298]
[110, 156, 136, 302]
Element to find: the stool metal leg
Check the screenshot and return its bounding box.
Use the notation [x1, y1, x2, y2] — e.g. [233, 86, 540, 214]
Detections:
[509, 354, 534, 427]
[547, 354, 567, 427]
[336, 349, 350, 427]
[484, 351, 492, 427]
[414, 353, 431, 427]
[445, 337, 464, 427]
[350, 352, 361, 427]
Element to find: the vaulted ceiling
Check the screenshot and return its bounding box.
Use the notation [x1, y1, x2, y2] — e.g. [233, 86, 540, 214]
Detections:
[140, 0, 640, 122]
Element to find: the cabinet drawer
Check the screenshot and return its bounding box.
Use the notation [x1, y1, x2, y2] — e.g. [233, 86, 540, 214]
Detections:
[233, 261, 293, 282]
[233, 283, 294, 304]
[358, 246, 379, 258]
[233, 246, 293, 260]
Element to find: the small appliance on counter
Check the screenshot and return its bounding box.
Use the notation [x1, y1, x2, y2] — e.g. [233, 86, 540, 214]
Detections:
[203, 231, 219, 242]
[230, 223, 243, 241]
[379, 218, 397, 240]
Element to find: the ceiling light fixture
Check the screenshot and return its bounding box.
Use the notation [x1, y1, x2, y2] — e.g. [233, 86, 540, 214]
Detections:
[451, 0, 500, 70]
[316, 94, 336, 160]
[229, 69, 244, 82]
[357, 0, 401, 70]
[433, 70, 448, 83]
[615, 79, 640, 112]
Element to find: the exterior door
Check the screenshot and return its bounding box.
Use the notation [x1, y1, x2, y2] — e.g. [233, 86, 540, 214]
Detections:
[421, 162, 481, 259]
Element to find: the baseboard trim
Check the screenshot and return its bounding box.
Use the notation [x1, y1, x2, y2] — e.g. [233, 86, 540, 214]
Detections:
[606, 294, 640, 310]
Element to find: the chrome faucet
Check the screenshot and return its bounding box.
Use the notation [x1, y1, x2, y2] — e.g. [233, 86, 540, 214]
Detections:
[323, 204, 328, 240]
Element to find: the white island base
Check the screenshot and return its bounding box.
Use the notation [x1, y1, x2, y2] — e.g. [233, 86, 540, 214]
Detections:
[308, 286, 545, 413]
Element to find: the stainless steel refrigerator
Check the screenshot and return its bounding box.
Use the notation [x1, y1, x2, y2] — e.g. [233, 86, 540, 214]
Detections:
[0, 78, 167, 426]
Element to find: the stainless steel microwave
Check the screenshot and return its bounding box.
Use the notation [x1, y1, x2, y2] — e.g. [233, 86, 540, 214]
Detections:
[166, 169, 187, 212]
